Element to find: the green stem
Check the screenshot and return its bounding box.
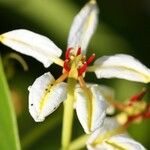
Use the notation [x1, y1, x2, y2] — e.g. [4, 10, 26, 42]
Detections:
[0, 56, 21, 150]
[68, 134, 89, 150]
[61, 78, 76, 150]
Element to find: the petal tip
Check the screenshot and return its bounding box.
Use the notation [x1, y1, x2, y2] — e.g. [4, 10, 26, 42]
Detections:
[34, 116, 45, 122]
[90, 0, 96, 4]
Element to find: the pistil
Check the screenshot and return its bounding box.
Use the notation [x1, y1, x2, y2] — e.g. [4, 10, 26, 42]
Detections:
[63, 47, 96, 77]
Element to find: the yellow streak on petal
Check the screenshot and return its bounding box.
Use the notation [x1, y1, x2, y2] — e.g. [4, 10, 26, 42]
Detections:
[39, 84, 53, 112]
[81, 2, 97, 45]
[105, 140, 128, 150]
[93, 126, 126, 146]
[39, 73, 68, 113]
[78, 76, 93, 133]
[0, 35, 64, 67]
[88, 65, 150, 83]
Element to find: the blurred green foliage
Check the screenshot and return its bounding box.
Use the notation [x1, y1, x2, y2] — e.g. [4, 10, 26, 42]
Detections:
[0, 0, 150, 149]
[0, 58, 20, 150]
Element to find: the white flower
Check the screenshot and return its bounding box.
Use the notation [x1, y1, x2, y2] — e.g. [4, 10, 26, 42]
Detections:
[75, 84, 108, 133]
[1, 0, 150, 134]
[87, 118, 146, 150]
[28, 72, 67, 122]
[91, 54, 150, 83]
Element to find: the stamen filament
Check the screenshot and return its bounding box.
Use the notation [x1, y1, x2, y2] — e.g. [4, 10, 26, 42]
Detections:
[54, 72, 69, 84]
[78, 76, 87, 88]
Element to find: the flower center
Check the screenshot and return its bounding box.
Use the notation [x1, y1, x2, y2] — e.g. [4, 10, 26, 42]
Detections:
[63, 47, 95, 76]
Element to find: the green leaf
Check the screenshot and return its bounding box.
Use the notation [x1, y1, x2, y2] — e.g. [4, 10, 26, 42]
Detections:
[0, 56, 21, 150]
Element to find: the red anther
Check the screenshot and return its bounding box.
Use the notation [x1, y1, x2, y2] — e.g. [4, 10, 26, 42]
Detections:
[144, 112, 150, 119]
[87, 53, 95, 65]
[64, 59, 70, 72]
[65, 47, 73, 59]
[78, 62, 87, 76]
[128, 89, 146, 106]
[126, 113, 142, 124]
[144, 104, 150, 119]
[76, 47, 81, 56]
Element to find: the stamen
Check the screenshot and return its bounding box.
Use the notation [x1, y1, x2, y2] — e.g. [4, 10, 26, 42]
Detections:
[76, 47, 81, 56]
[125, 113, 142, 125]
[78, 62, 87, 76]
[144, 105, 150, 118]
[78, 76, 87, 88]
[65, 47, 73, 59]
[64, 59, 70, 72]
[54, 72, 69, 84]
[128, 89, 146, 106]
[87, 53, 95, 65]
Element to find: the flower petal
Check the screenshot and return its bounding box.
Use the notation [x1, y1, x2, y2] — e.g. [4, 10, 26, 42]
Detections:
[28, 72, 67, 122]
[93, 54, 150, 83]
[96, 85, 115, 115]
[87, 118, 146, 150]
[87, 118, 120, 145]
[106, 135, 146, 150]
[96, 85, 114, 102]
[67, 0, 99, 54]
[0, 29, 62, 67]
[87, 135, 146, 150]
[75, 84, 107, 134]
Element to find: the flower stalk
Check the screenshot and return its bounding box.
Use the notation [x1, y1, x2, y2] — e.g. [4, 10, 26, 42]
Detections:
[61, 77, 76, 149]
[68, 134, 89, 150]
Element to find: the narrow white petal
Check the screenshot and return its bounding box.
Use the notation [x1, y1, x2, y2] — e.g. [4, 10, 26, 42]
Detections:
[75, 84, 107, 134]
[0, 29, 62, 67]
[67, 0, 99, 53]
[96, 85, 115, 115]
[87, 118, 146, 150]
[28, 72, 67, 122]
[108, 135, 146, 150]
[96, 85, 114, 102]
[87, 118, 120, 145]
[93, 54, 150, 83]
[87, 136, 146, 150]
[84, 83, 114, 102]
